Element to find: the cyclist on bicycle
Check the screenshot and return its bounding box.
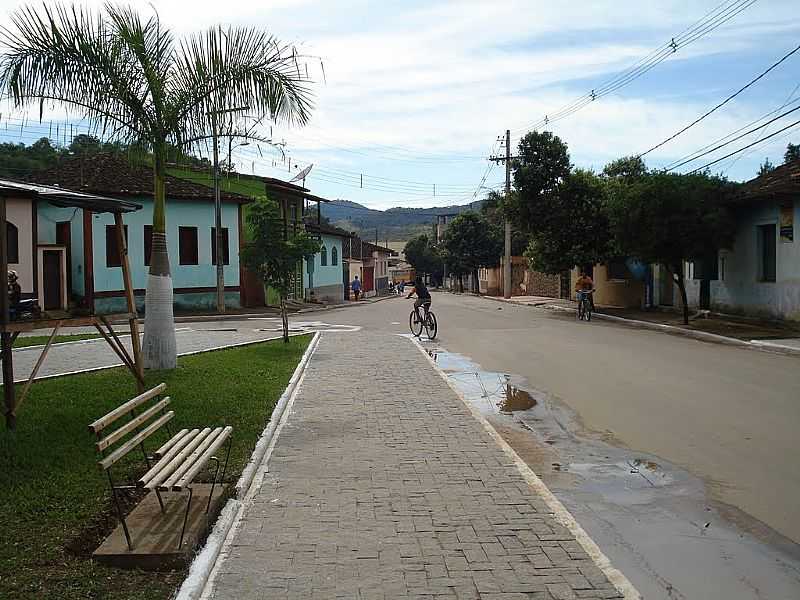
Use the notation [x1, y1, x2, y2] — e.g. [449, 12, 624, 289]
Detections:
[406, 276, 431, 323]
[575, 269, 595, 311]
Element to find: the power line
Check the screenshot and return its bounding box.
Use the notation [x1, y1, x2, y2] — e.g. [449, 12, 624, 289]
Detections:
[666, 104, 800, 170]
[509, 0, 758, 135]
[639, 42, 800, 157]
[684, 118, 800, 174]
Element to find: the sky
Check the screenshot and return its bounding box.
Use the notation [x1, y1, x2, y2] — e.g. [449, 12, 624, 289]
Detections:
[1, 0, 799, 210]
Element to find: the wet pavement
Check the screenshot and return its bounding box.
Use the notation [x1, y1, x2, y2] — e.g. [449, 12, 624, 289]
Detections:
[418, 338, 800, 599]
[208, 331, 629, 599]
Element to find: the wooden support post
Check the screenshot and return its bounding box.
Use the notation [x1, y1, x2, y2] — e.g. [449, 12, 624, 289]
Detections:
[99, 316, 140, 380]
[0, 194, 15, 429]
[115, 213, 144, 392]
[93, 320, 135, 373]
[15, 321, 61, 413]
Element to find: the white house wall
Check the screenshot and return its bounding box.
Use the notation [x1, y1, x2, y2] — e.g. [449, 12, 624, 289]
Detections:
[6, 197, 35, 294]
[712, 200, 800, 320]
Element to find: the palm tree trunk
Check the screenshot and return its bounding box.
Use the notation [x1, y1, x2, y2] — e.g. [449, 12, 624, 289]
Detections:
[142, 151, 177, 369]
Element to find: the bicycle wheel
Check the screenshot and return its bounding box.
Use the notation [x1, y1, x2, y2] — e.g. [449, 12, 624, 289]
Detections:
[409, 310, 423, 337]
[424, 311, 438, 339]
[585, 300, 592, 322]
[577, 301, 584, 321]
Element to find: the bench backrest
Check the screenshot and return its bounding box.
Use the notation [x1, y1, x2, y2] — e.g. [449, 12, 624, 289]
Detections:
[88, 383, 173, 471]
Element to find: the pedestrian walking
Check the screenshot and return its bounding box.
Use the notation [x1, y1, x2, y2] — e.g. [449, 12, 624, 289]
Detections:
[351, 275, 362, 301]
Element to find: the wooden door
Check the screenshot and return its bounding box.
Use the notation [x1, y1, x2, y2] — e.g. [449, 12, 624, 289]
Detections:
[56, 222, 72, 297]
[362, 266, 374, 292]
[42, 250, 62, 310]
[659, 266, 673, 306]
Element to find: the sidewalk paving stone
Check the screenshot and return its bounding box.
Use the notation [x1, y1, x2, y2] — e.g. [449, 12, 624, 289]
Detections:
[209, 331, 624, 599]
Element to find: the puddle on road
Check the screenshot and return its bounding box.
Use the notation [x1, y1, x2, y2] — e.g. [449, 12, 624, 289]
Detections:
[416, 336, 800, 600]
[500, 384, 537, 413]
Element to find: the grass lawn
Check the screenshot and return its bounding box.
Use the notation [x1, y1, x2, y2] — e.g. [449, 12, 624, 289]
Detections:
[0, 335, 311, 600]
[13, 333, 102, 348]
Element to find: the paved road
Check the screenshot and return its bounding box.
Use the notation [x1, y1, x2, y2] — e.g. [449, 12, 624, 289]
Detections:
[211, 332, 625, 599]
[317, 294, 800, 547]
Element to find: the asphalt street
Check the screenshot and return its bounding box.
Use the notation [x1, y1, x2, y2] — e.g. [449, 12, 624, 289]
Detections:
[322, 293, 800, 547]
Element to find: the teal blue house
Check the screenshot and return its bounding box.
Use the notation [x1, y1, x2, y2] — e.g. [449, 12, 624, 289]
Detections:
[32, 154, 251, 312]
[304, 222, 350, 304]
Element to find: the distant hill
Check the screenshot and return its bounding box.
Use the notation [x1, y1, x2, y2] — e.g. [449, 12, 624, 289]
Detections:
[322, 199, 483, 241]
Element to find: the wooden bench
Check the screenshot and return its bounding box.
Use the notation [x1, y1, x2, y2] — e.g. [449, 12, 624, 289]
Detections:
[89, 383, 233, 551]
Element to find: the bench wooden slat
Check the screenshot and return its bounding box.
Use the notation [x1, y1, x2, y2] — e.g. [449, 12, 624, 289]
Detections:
[98, 411, 174, 471]
[138, 428, 204, 489]
[173, 426, 233, 491]
[153, 427, 189, 459]
[144, 428, 214, 490]
[96, 397, 171, 452]
[158, 427, 226, 491]
[89, 383, 167, 434]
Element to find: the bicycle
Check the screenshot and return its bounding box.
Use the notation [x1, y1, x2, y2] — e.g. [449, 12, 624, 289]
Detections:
[409, 301, 437, 339]
[576, 290, 593, 322]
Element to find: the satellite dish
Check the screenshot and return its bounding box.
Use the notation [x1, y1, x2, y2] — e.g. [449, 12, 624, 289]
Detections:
[290, 163, 313, 183]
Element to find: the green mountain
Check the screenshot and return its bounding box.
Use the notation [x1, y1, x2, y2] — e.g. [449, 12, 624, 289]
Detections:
[322, 199, 483, 241]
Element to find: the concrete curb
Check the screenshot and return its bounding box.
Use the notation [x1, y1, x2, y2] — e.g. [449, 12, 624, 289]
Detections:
[482, 296, 800, 358]
[408, 336, 640, 600]
[173, 331, 321, 600]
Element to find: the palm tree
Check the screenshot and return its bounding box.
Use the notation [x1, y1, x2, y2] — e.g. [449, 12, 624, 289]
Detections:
[0, 3, 312, 368]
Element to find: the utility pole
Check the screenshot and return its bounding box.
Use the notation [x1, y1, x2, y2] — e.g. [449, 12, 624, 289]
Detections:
[504, 129, 511, 299]
[490, 131, 520, 299]
[209, 105, 249, 314]
[212, 113, 224, 313]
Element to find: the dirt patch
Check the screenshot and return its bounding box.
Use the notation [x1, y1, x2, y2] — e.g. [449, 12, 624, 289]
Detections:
[65, 489, 148, 557]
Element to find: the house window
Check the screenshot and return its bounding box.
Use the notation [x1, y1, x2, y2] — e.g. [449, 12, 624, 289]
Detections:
[691, 256, 718, 280]
[290, 203, 297, 223]
[757, 224, 776, 282]
[332, 246, 338, 266]
[6, 222, 19, 264]
[179, 226, 199, 265]
[606, 258, 630, 280]
[211, 227, 230, 266]
[105, 225, 128, 267]
[144, 225, 152, 266]
[320, 245, 328, 266]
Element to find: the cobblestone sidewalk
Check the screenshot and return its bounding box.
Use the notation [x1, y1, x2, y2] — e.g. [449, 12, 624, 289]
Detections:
[210, 332, 625, 599]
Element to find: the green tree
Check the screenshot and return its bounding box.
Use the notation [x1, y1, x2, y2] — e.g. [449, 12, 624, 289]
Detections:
[511, 130, 571, 231]
[784, 143, 800, 164]
[602, 155, 648, 180]
[523, 169, 613, 274]
[1, 3, 312, 368]
[241, 198, 320, 342]
[758, 157, 775, 176]
[403, 234, 442, 282]
[606, 172, 737, 324]
[480, 191, 529, 255]
[440, 212, 502, 292]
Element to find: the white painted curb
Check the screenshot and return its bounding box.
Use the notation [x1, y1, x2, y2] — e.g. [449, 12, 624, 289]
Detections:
[173, 331, 321, 600]
[409, 336, 641, 600]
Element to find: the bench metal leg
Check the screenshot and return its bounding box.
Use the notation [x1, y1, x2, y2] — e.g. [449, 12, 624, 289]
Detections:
[179, 487, 193, 549]
[154, 488, 166, 513]
[107, 471, 133, 551]
[207, 437, 233, 514]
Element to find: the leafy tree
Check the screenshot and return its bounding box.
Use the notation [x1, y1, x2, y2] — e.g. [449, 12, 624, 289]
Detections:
[1, 3, 312, 368]
[784, 143, 800, 164]
[480, 190, 529, 255]
[511, 130, 571, 231]
[439, 212, 502, 292]
[241, 198, 320, 342]
[403, 234, 442, 282]
[603, 155, 648, 180]
[523, 169, 613, 274]
[606, 172, 737, 324]
[758, 157, 775, 176]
